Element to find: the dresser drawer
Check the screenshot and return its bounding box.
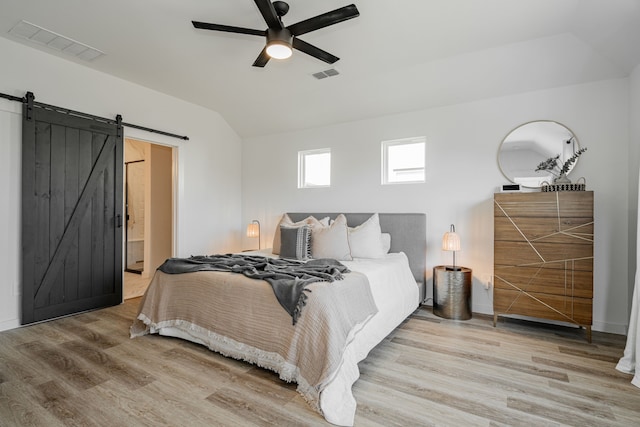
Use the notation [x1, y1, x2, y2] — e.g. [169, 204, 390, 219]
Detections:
[495, 191, 593, 218]
[494, 266, 593, 298]
[494, 241, 593, 266]
[494, 216, 594, 243]
[494, 288, 592, 325]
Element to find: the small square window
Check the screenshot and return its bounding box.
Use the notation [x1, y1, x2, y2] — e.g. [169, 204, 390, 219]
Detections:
[382, 137, 426, 185]
[298, 148, 331, 188]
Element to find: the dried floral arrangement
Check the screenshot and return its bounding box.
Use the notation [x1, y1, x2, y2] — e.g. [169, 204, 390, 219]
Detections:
[535, 147, 587, 179]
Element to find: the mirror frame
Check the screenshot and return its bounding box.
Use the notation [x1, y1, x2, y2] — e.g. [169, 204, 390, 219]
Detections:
[497, 120, 580, 189]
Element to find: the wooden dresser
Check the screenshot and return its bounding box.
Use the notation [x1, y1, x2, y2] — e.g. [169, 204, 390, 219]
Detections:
[493, 191, 594, 341]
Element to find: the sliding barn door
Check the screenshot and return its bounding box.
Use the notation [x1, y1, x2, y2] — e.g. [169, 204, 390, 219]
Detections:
[21, 103, 123, 324]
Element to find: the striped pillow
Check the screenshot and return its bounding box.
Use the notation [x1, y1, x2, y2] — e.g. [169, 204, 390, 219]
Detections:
[279, 225, 312, 260]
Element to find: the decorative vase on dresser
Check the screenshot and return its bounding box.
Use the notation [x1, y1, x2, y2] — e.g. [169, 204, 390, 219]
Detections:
[493, 191, 594, 342]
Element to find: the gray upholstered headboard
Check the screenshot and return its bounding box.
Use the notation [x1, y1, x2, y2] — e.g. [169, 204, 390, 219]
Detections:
[288, 213, 427, 302]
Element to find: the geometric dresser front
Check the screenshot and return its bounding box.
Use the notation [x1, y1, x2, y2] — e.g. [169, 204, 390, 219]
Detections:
[493, 191, 594, 342]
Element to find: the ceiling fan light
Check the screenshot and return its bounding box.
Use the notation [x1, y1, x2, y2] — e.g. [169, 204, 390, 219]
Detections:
[266, 42, 292, 59]
[265, 28, 293, 60]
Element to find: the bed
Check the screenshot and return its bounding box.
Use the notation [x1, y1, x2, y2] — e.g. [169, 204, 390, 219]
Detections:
[131, 212, 426, 426]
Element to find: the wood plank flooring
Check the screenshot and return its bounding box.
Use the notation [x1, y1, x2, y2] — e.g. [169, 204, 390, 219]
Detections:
[0, 300, 637, 426]
[123, 272, 151, 300]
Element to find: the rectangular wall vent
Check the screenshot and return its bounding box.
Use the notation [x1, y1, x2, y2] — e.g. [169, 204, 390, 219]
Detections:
[312, 68, 340, 80]
[9, 20, 104, 62]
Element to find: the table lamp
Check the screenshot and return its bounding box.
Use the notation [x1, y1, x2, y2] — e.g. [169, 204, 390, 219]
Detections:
[442, 224, 461, 271]
[246, 220, 261, 250]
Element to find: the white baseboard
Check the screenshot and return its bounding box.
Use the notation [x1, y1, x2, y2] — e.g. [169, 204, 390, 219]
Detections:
[0, 318, 20, 333]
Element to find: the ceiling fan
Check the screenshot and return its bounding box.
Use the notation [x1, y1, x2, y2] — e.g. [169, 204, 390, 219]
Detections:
[192, 0, 360, 67]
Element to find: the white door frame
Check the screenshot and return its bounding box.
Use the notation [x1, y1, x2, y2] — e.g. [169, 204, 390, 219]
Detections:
[122, 129, 182, 269]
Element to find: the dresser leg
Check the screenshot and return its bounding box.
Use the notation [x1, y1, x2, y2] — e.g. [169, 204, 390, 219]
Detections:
[586, 326, 592, 343]
[493, 313, 497, 327]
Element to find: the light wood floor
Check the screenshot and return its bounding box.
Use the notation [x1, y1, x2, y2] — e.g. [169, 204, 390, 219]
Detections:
[0, 300, 637, 426]
[123, 272, 151, 300]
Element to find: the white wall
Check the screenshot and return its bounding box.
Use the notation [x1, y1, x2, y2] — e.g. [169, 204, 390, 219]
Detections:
[0, 33, 633, 336]
[0, 98, 22, 332]
[0, 37, 243, 331]
[242, 78, 630, 334]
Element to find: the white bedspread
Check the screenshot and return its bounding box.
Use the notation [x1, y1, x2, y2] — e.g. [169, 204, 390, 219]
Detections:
[320, 253, 419, 425]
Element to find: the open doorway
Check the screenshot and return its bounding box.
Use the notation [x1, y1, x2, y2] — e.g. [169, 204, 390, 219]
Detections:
[125, 159, 145, 274]
[123, 138, 174, 299]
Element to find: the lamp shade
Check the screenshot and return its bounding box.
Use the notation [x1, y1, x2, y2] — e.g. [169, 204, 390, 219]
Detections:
[442, 225, 461, 251]
[247, 222, 260, 238]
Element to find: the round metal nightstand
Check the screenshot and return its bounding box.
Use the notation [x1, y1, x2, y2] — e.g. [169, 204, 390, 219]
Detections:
[433, 265, 472, 320]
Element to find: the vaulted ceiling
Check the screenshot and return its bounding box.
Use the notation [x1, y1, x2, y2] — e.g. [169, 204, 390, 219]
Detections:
[1, 0, 639, 138]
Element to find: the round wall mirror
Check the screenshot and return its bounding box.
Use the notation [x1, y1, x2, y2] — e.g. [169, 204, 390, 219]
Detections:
[498, 120, 580, 188]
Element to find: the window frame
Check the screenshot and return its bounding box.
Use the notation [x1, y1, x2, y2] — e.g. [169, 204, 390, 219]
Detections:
[298, 148, 331, 188]
[381, 136, 426, 185]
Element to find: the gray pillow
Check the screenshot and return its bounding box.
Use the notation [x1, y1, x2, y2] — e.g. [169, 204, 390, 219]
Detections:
[279, 225, 312, 260]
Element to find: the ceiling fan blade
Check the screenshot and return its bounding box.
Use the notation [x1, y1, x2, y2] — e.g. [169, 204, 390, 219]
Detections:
[287, 4, 359, 37]
[252, 47, 271, 67]
[192, 21, 264, 37]
[292, 38, 339, 64]
[254, 0, 283, 29]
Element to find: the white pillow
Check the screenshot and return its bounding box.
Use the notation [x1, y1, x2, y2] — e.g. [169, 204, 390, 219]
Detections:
[348, 213, 386, 258]
[381, 233, 392, 254]
[310, 214, 352, 260]
[272, 214, 329, 254]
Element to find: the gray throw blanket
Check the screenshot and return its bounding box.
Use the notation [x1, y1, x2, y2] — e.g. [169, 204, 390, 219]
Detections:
[157, 254, 350, 324]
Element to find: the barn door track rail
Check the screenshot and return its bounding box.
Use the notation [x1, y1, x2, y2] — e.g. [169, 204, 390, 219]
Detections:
[1, 91, 189, 141]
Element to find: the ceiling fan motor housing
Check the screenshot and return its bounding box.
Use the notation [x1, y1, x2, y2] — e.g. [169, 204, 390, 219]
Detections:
[273, 1, 290, 17]
[267, 28, 292, 45]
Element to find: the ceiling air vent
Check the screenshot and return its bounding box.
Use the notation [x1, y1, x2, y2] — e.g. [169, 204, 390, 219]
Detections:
[8, 20, 105, 61]
[312, 68, 340, 80]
